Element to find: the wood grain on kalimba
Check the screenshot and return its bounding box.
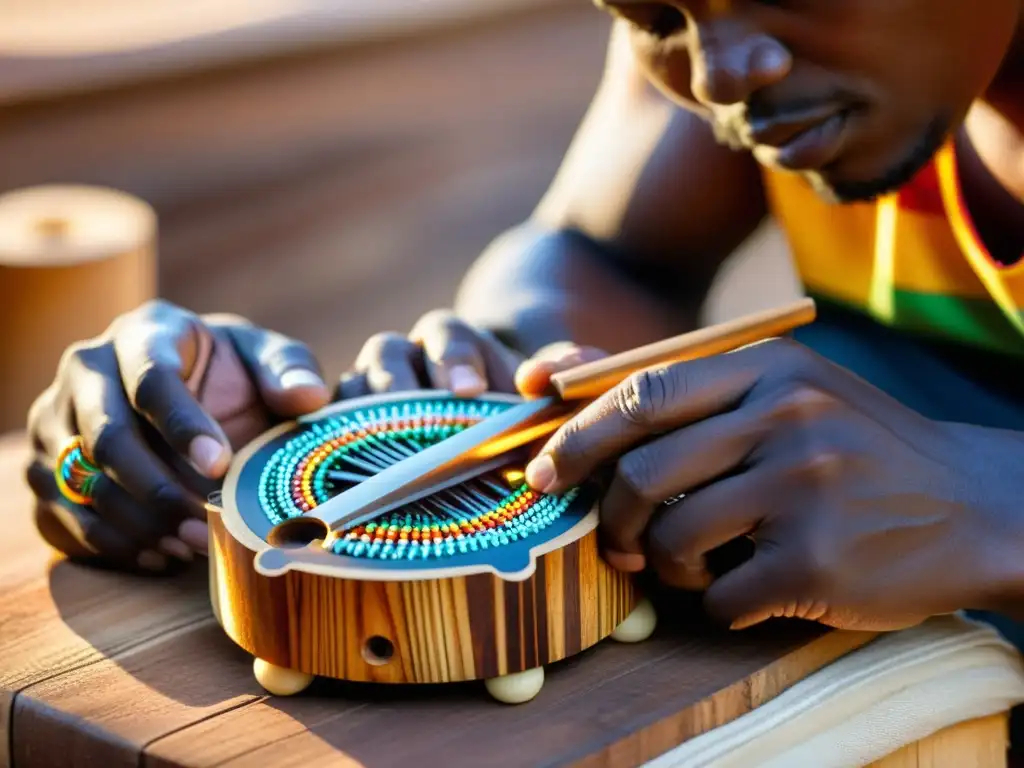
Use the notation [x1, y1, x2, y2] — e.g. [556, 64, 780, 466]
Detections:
[208, 506, 636, 684]
[206, 389, 653, 702]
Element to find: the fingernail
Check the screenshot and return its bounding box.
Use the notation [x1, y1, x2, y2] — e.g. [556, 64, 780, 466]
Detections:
[525, 454, 556, 493]
[448, 365, 485, 395]
[189, 435, 228, 477]
[514, 361, 550, 393]
[281, 369, 326, 391]
[158, 536, 194, 563]
[138, 550, 168, 572]
[604, 550, 646, 572]
[753, 43, 789, 76]
[178, 518, 209, 555]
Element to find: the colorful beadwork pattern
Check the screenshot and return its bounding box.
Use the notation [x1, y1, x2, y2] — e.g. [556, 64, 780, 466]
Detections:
[255, 396, 581, 562]
[55, 436, 101, 506]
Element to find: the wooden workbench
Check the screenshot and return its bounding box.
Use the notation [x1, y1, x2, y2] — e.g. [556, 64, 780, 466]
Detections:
[5, 427, 1018, 767]
[0, 429, 890, 767]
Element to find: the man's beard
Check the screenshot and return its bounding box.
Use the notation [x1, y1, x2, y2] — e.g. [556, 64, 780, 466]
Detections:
[710, 111, 953, 205]
[810, 116, 953, 204]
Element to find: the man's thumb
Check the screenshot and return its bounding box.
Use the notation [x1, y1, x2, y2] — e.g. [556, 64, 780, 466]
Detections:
[515, 343, 609, 396]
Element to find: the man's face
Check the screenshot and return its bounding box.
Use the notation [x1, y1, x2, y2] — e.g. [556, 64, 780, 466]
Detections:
[595, 0, 1020, 202]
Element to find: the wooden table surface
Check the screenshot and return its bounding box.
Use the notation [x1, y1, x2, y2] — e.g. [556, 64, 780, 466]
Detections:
[0, 430, 877, 767]
[0, 0, 567, 104]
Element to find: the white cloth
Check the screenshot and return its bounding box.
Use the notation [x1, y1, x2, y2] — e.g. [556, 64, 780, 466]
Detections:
[643, 614, 1024, 768]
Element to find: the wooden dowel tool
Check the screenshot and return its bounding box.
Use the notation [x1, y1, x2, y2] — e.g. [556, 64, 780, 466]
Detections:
[267, 297, 817, 549]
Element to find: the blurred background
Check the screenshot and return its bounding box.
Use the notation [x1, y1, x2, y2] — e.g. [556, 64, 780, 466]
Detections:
[0, 0, 796, 433]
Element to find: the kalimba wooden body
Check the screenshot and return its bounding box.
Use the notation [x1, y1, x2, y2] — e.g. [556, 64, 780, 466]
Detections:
[205, 390, 656, 703]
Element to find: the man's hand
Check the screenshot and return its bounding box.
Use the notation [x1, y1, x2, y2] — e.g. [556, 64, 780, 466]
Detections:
[26, 300, 331, 572]
[336, 309, 525, 399]
[522, 337, 1024, 632]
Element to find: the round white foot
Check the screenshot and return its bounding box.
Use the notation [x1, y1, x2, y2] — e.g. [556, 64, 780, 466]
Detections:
[253, 658, 315, 696]
[611, 597, 657, 643]
[484, 666, 545, 704]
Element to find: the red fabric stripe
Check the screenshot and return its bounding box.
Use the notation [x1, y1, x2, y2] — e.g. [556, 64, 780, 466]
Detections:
[895, 159, 945, 215]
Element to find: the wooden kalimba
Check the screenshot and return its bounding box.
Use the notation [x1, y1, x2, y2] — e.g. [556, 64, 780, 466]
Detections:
[206, 389, 656, 703]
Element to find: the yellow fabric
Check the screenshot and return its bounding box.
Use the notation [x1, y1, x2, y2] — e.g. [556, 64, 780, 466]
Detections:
[763, 140, 1024, 355]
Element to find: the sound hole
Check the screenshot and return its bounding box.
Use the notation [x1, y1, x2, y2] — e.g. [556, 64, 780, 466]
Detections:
[267, 516, 329, 549]
[362, 635, 394, 666]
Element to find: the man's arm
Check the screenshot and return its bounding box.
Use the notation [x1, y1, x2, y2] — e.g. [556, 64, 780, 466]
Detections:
[454, 21, 768, 356]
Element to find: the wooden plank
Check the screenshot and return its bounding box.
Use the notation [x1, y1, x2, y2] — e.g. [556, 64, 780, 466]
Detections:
[0, 3, 613, 386]
[0, 4, 612, 381]
[0, 0, 570, 105]
[145, 623, 871, 768]
[0, 433, 212, 768]
[14, 583, 871, 766]
[13, 622, 257, 768]
[2, 430, 876, 768]
[869, 713, 1009, 768]
[0, 2, 607, 203]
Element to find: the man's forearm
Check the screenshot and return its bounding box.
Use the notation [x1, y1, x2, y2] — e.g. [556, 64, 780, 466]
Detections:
[453, 220, 709, 356]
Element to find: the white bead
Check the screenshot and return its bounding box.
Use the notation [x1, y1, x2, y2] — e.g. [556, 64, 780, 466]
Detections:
[610, 597, 657, 643]
[484, 666, 545, 704]
[253, 658, 315, 696]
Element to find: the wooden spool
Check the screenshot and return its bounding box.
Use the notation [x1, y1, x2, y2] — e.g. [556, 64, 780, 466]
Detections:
[0, 184, 157, 434]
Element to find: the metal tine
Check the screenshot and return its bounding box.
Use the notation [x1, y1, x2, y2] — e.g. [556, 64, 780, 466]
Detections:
[423, 492, 470, 518]
[409, 488, 472, 521]
[410, 471, 507, 520]
[461, 482, 500, 511]
[357, 439, 405, 467]
[442, 486, 492, 517]
[338, 451, 388, 475]
[366, 436, 413, 465]
[397, 436, 425, 453]
[339, 436, 406, 474]
[480, 477, 513, 496]
[327, 469, 373, 484]
[386, 437, 420, 458]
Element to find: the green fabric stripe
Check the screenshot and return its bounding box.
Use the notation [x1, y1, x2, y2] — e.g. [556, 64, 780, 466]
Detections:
[804, 289, 1024, 357]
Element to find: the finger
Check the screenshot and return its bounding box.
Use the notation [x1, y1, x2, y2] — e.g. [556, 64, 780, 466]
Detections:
[69, 347, 205, 526]
[113, 323, 233, 479]
[27, 460, 172, 572]
[177, 518, 209, 555]
[474, 328, 525, 393]
[524, 339, 797, 495]
[596, 406, 769, 568]
[87, 473, 194, 563]
[224, 322, 331, 416]
[515, 343, 608, 396]
[111, 302, 236, 477]
[27, 383, 76, 460]
[410, 312, 487, 396]
[703, 546, 802, 630]
[354, 332, 424, 393]
[33, 442, 199, 562]
[644, 472, 766, 589]
[336, 370, 371, 401]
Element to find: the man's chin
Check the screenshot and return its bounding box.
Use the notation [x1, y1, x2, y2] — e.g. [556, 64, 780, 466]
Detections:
[772, 116, 954, 205]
